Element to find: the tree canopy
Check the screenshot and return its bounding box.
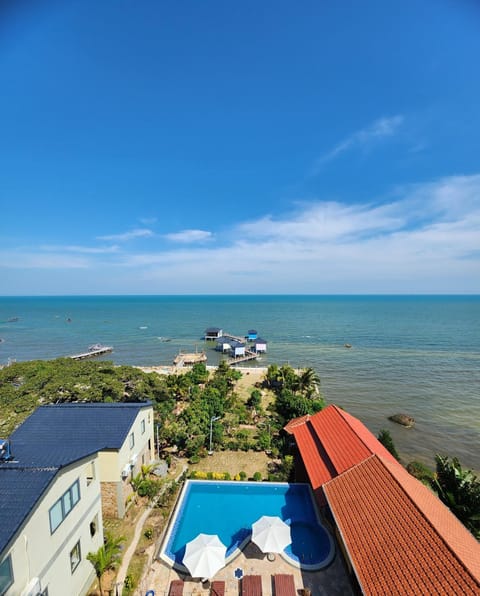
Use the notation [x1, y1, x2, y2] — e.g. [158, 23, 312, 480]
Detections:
[431, 455, 480, 539]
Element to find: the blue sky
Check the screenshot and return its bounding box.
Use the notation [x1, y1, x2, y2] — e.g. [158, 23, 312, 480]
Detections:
[1, 0, 480, 294]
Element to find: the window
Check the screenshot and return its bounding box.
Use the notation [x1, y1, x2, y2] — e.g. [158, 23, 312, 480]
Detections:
[0, 555, 13, 594]
[70, 541, 81, 573]
[129, 432, 135, 449]
[49, 480, 81, 533]
[141, 419, 146, 434]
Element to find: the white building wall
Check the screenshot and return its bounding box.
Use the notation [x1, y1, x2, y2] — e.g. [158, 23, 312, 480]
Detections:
[5, 455, 104, 596]
[117, 406, 155, 479]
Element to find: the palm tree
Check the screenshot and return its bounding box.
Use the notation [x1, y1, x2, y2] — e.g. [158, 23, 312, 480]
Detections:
[87, 533, 125, 595]
[297, 367, 321, 397]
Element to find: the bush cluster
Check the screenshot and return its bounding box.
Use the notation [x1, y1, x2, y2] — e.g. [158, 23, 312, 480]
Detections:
[189, 470, 264, 481]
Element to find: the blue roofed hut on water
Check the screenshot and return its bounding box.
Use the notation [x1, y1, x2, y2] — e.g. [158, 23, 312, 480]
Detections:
[246, 329, 258, 341]
[216, 338, 232, 353]
[229, 340, 246, 358]
[204, 327, 223, 340]
[253, 337, 268, 353]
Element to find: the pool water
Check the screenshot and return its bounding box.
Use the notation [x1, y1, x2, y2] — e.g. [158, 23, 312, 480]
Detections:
[161, 480, 334, 570]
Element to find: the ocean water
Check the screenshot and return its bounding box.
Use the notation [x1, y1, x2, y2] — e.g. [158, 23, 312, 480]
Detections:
[0, 295, 479, 472]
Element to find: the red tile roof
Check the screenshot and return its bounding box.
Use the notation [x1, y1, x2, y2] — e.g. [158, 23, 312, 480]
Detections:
[285, 405, 397, 491]
[324, 455, 480, 595]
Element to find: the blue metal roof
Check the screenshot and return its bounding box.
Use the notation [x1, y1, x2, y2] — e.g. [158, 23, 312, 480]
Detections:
[0, 467, 56, 554]
[8, 402, 151, 468]
[0, 402, 151, 556]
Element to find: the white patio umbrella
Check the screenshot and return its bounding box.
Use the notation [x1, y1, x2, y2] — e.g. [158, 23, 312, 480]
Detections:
[183, 533, 227, 579]
[251, 515, 291, 553]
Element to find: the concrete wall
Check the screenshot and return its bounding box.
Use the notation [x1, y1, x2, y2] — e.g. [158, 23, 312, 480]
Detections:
[5, 456, 104, 596]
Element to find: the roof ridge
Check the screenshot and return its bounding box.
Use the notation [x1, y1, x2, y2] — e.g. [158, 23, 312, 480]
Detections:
[331, 405, 397, 463]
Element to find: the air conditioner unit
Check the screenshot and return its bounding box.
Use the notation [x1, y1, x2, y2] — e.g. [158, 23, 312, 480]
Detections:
[129, 454, 138, 467]
[121, 464, 130, 479]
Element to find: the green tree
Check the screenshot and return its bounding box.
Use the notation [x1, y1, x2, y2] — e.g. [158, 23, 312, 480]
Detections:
[188, 362, 209, 384]
[247, 389, 262, 410]
[297, 367, 321, 398]
[431, 455, 480, 538]
[87, 533, 125, 595]
[377, 429, 400, 460]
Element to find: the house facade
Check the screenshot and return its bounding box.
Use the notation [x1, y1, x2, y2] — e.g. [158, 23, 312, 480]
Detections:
[0, 401, 154, 596]
[0, 456, 103, 596]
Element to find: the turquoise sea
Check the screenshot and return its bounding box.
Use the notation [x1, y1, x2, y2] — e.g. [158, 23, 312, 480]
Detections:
[0, 295, 479, 472]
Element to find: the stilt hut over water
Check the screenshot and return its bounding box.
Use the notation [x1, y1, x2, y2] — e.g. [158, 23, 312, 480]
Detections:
[204, 327, 223, 340]
[216, 338, 232, 353]
[246, 329, 258, 341]
[253, 337, 268, 353]
[229, 341, 246, 358]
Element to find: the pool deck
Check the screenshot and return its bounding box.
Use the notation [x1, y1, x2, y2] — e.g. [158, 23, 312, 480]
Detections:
[142, 540, 354, 595]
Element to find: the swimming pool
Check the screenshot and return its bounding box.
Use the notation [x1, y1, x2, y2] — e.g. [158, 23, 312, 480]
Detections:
[160, 480, 334, 571]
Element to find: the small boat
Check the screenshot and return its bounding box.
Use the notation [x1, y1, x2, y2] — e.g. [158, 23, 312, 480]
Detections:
[7, 317, 19, 323]
[88, 344, 107, 352]
[70, 345, 113, 360]
[344, 343, 352, 348]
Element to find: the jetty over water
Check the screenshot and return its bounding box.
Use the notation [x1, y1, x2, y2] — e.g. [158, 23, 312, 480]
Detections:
[226, 348, 258, 366]
[70, 346, 113, 360]
[173, 351, 207, 367]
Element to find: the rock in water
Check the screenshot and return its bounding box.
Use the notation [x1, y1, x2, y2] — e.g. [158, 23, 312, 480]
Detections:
[388, 413, 415, 427]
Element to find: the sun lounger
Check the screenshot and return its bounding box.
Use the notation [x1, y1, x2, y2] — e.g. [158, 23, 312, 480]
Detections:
[211, 580, 226, 596]
[241, 574, 262, 595]
[273, 574, 296, 596]
[168, 580, 184, 596]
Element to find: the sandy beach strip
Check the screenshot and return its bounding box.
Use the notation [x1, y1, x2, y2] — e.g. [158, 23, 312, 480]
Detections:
[136, 364, 268, 388]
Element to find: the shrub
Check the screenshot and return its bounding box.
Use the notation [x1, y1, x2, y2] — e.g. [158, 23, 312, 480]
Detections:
[377, 429, 400, 460]
[137, 479, 160, 499]
[189, 455, 200, 464]
[144, 528, 154, 540]
[239, 471, 247, 481]
[406, 460, 434, 484]
[253, 472, 262, 482]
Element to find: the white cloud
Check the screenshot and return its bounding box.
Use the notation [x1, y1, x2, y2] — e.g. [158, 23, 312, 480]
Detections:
[40, 244, 120, 254]
[3, 173, 480, 294]
[97, 228, 154, 242]
[315, 115, 404, 167]
[0, 251, 89, 269]
[119, 173, 480, 293]
[164, 229, 213, 243]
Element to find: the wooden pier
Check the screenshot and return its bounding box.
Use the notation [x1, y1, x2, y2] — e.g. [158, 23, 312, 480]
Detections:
[221, 332, 246, 343]
[226, 349, 258, 366]
[173, 351, 207, 367]
[70, 346, 113, 360]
